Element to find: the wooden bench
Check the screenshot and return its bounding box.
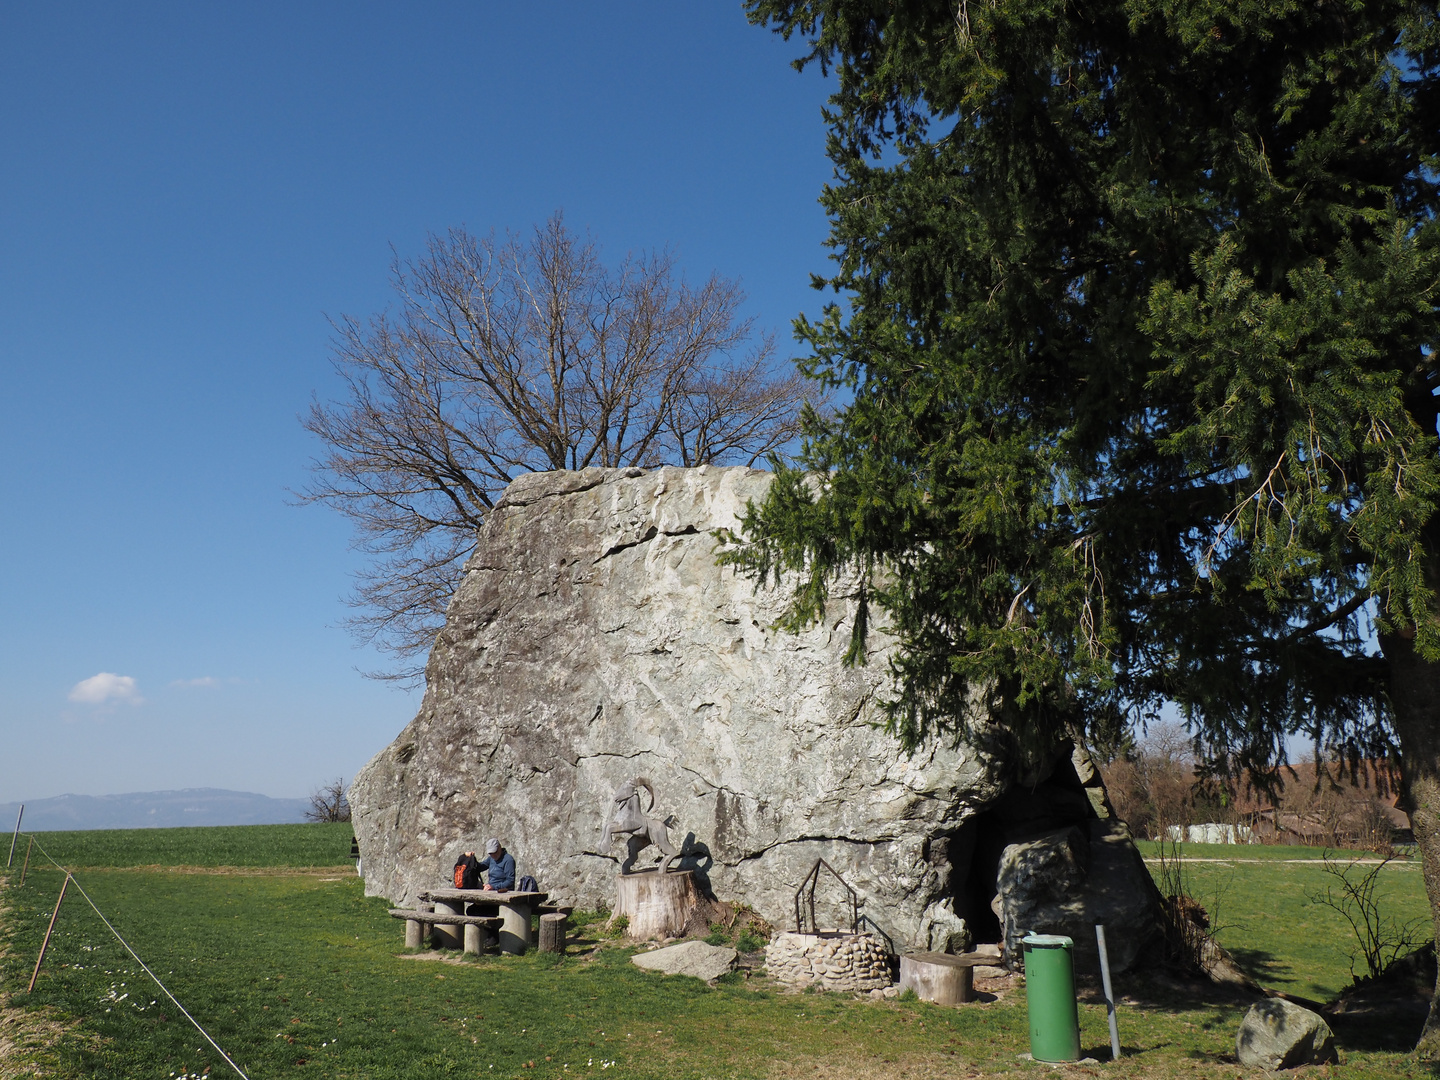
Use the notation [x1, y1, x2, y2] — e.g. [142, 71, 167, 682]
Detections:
[389, 908, 502, 954]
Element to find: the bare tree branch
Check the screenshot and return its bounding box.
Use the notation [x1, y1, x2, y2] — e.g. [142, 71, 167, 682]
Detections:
[300, 212, 822, 680]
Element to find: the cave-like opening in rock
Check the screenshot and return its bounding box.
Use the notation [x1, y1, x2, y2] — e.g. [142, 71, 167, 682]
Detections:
[950, 811, 1006, 944]
[946, 742, 1108, 947]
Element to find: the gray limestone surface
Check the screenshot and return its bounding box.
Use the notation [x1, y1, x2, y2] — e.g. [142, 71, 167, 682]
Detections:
[631, 941, 738, 982]
[349, 465, 1158, 960]
[996, 820, 1160, 972]
[1235, 999, 1338, 1069]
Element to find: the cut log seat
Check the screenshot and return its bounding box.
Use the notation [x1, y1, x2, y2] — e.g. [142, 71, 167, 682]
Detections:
[537, 911, 568, 954]
[899, 952, 977, 1005]
[388, 909, 502, 954]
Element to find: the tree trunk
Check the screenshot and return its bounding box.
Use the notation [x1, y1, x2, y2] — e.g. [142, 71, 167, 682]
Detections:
[614, 869, 699, 941]
[898, 952, 975, 1005]
[1379, 631, 1440, 1058]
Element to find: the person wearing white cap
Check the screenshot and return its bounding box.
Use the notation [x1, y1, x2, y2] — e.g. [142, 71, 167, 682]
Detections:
[478, 838, 515, 892]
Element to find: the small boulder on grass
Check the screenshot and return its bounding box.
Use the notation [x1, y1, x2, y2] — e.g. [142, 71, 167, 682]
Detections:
[631, 941, 737, 982]
[1236, 999, 1338, 1069]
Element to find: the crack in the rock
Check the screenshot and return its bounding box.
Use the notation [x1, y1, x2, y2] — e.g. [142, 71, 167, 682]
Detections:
[495, 470, 613, 508]
[594, 525, 658, 562]
[592, 523, 702, 564]
[730, 833, 893, 865]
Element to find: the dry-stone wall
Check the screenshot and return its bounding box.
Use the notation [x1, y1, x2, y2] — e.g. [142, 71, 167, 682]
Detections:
[765, 932, 891, 991]
[349, 465, 1159, 965]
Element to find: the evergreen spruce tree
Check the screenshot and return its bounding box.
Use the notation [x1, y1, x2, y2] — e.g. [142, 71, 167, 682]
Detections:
[739, 0, 1440, 1049]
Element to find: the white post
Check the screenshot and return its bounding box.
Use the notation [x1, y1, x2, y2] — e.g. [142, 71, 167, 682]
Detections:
[1095, 924, 1121, 1060]
[7, 805, 22, 867]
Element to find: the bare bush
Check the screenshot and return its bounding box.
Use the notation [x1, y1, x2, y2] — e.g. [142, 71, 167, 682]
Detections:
[1311, 852, 1428, 982]
[305, 778, 351, 823]
[302, 213, 819, 677]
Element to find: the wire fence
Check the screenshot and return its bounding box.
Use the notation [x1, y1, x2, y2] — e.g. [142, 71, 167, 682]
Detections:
[7, 832, 253, 1080]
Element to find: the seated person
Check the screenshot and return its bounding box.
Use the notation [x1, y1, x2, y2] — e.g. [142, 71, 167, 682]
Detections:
[478, 838, 515, 892]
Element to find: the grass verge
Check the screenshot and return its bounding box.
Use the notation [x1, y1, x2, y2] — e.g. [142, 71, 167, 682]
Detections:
[0, 830, 1432, 1080]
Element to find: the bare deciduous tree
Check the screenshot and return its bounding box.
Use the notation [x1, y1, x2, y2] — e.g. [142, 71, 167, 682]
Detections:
[301, 213, 819, 678]
[305, 778, 351, 823]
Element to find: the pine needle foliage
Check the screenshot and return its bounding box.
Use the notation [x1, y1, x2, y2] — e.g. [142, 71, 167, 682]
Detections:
[731, 0, 1440, 778]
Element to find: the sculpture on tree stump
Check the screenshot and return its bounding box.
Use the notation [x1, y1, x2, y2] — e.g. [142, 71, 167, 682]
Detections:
[601, 777, 680, 874]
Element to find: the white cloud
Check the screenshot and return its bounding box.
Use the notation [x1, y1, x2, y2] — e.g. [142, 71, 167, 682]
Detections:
[170, 676, 219, 688]
[67, 672, 142, 705]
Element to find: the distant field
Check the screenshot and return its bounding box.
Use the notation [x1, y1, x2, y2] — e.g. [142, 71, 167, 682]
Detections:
[14, 822, 354, 869]
[1, 827, 1433, 1080]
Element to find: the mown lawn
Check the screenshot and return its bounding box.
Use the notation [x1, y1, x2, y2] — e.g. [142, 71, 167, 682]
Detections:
[1136, 841, 1432, 1000]
[8, 822, 355, 869]
[0, 828, 1433, 1080]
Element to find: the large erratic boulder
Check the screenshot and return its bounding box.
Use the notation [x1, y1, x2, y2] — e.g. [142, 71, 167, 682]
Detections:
[350, 465, 1159, 966]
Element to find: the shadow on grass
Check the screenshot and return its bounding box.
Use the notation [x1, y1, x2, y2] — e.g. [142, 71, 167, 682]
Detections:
[1329, 1013, 1426, 1055]
[1225, 946, 1294, 986]
[1083, 1043, 1169, 1060]
[1112, 971, 1258, 1012]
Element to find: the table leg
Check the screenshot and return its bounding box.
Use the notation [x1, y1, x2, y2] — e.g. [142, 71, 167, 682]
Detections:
[433, 900, 463, 949]
[497, 902, 532, 954]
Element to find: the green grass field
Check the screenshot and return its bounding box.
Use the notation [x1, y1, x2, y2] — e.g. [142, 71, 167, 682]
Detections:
[0, 827, 1433, 1080]
[10, 822, 355, 869]
[1135, 841, 1433, 1000]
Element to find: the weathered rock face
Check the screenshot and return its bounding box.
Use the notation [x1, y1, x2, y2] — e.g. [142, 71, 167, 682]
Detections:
[995, 820, 1160, 972]
[350, 465, 1158, 963]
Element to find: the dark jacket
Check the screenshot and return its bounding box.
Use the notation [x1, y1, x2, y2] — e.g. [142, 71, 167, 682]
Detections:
[478, 850, 515, 891]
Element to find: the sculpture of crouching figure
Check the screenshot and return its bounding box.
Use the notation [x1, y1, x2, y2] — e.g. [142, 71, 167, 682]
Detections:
[601, 777, 680, 874]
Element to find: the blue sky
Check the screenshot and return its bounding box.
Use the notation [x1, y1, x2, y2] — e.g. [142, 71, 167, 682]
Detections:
[0, 3, 835, 802]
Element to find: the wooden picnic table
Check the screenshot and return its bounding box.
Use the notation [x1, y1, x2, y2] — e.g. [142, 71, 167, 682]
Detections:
[418, 889, 548, 954]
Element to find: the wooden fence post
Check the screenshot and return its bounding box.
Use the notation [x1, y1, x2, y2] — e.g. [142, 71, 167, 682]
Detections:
[19, 837, 34, 886]
[28, 874, 70, 993]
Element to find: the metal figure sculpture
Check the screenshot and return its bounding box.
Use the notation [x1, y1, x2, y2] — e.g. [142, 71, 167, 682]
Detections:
[601, 777, 680, 874]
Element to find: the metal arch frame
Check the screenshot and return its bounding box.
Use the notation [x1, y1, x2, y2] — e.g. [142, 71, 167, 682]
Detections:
[793, 857, 860, 934]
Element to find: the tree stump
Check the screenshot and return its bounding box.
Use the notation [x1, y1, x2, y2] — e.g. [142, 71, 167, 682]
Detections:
[899, 952, 976, 1005]
[538, 912, 567, 954]
[614, 869, 699, 941]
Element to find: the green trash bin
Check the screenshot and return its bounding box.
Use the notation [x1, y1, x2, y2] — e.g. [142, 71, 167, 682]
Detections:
[1022, 933, 1081, 1062]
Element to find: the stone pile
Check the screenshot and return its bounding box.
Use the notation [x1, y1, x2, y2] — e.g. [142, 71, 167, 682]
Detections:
[765, 931, 891, 992]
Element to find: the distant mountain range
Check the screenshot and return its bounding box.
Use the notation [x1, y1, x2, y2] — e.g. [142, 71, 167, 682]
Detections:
[0, 789, 313, 831]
